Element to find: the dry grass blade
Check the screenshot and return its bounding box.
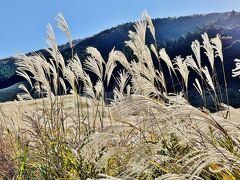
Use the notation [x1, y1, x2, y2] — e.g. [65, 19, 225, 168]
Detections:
[193, 78, 203, 97]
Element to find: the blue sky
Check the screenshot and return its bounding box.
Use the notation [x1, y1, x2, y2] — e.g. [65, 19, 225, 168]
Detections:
[0, 0, 240, 58]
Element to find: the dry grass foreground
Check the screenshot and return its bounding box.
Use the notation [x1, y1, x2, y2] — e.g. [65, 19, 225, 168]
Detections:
[0, 11, 240, 179]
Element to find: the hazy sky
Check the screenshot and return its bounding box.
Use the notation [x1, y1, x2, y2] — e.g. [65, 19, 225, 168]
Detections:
[0, 0, 240, 58]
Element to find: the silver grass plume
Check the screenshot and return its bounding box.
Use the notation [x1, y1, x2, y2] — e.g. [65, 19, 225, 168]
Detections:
[16, 53, 52, 96]
[68, 54, 85, 81]
[191, 40, 201, 68]
[201, 33, 215, 70]
[83, 71, 95, 98]
[15, 54, 35, 88]
[202, 66, 216, 94]
[64, 66, 75, 91]
[113, 70, 130, 101]
[142, 44, 155, 71]
[150, 44, 158, 58]
[84, 56, 103, 80]
[159, 48, 175, 74]
[142, 10, 156, 41]
[56, 13, 72, 49]
[173, 56, 189, 90]
[211, 34, 230, 113]
[46, 24, 58, 60]
[105, 48, 131, 86]
[17, 84, 33, 100]
[94, 80, 104, 99]
[85, 47, 105, 79]
[125, 20, 147, 62]
[211, 34, 223, 62]
[59, 77, 67, 94]
[31, 54, 52, 95]
[232, 58, 240, 77]
[86, 47, 105, 66]
[130, 60, 158, 96]
[185, 55, 201, 76]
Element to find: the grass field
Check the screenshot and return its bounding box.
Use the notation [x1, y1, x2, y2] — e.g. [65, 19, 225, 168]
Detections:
[0, 11, 240, 179]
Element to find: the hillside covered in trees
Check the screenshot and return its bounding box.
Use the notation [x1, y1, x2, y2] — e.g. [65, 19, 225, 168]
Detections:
[1, 11, 240, 106]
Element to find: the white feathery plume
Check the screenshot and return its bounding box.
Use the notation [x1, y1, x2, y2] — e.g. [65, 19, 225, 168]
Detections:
[105, 48, 131, 86]
[201, 33, 215, 70]
[16, 53, 52, 95]
[105, 59, 116, 86]
[68, 54, 85, 81]
[86, 47, 105, 67]
[18, 84, 30, 94]
[191, 40, 201, 68]
[143, 44, 155, 70]
[84, 56, 102, 80]
[31, 55, 52, 93]
[64, 66, 75, 91]
[131, 70, 159, 97]
[111, 50, 131, 71]
[37, 53, 51, 78]
[211, 34, 223, 62]
[47, 57, 58, 95]
[85, 47, 105, 80]
[150, 44, 158, 58]
[56, 50, 66, 74]
[131, 59, 155, 84]
[94, 80, 104, 99]
[232, 58, 240, 77]
[173, 56, 189, 89]
[159, 48, 175, 74]
[16, 69, 33, 88]
[59, 77, 67, 94]
[113, 70, 130, 101]
[56, 13, 72, 49]
[15, 54, 34, 87]
[155, 69, 166, 92]
[185, 55, 201, 76]
[125, 20, 147, 62]
[142, 10, 156, 41]
[18, 84, 33, 100]
[83, 72, 95, 98]
[46, 24, 58, 59]
[132, 20, 147, 45]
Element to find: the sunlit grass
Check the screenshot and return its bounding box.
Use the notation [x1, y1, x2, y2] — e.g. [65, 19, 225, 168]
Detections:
[0, 11, 240, 179]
